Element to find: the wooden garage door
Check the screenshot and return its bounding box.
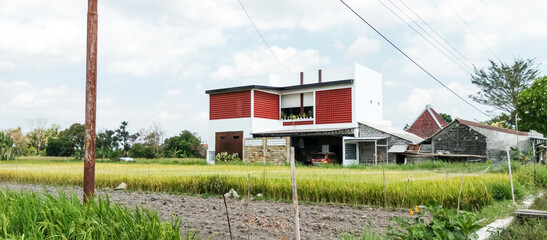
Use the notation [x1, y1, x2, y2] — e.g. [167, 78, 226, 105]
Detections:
[215, 131, 243, 158]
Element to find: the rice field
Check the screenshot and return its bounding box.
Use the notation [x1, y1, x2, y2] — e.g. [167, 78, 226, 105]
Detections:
[0, 160, 529, 211]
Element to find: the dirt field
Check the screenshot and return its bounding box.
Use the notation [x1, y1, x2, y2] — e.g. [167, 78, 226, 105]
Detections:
[0, 182, 409, 239]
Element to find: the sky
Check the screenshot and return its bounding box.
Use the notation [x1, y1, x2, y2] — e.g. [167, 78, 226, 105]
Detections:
[1, 0, 546, 142]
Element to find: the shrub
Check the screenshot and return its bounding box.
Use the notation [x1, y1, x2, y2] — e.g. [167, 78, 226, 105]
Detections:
[387, 200, 482, 240]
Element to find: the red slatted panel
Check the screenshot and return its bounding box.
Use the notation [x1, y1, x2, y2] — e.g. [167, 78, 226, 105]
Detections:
[316, 88, 352, 124]
[283, 121, 313, 126]
[254, 91, 279, 120]
[209, 91, 251, 120]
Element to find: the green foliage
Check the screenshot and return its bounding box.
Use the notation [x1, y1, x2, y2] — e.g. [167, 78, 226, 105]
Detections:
[483, 113, 514, 129]
[438, 113, 453, 123]
[0, 189, 182, 239]
[488, 181, 524, 201]
[469, 58, 540, 116]
[115, 121, 140, 156]
[130, 143, 160, 159]
[387, 200, 482, 240]
[0, 132, 15, 160]
[517, 76, 547, 135]
[96, 129, 120, 160]
[514, 164, 547, 188]
[163, 130, 203, 158]
[45, 137, 74, 157]
[214, 152, 240, 162]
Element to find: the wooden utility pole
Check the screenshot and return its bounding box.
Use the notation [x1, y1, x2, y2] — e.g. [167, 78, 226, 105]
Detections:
[84, 0, 98, 202]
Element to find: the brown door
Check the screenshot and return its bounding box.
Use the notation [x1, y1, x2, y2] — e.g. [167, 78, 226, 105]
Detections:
[215, 131, 243, 158]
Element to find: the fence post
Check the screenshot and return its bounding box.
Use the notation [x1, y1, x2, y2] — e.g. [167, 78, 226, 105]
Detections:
[290, 147, 301, 240]
[506, 146, 516, 205]
[222, 192, 233, 240]
[457, 175, 464, 214]
[400, 175, 411, 208]
[247, 173, 251, 240]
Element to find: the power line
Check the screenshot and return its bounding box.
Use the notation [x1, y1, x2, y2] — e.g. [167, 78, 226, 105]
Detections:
[442, 0, 501, 62]
[377, 0, 473, 75]
[238, 0, 297, 75]
[339, 0, 489, 118]
[397, 0, 476, 69]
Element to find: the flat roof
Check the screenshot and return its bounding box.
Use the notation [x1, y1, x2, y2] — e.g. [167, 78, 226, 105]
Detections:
[205, 79, 354, 94]
[252, 127, 355, 137]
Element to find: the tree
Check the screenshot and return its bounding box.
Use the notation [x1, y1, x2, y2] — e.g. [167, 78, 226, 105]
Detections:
[163, 130, 202, 158]
[45, 123, 85, 157]
[469, 58, 540, 119]
[115, 121, 139, 156]
[517, 76, 547, 135]
[3, 127, 29, 156]
[96, 129, 120, 160]
[0, 132, 15, 160]
[59, 123, 85, 151]
[438, 113, 453, 123]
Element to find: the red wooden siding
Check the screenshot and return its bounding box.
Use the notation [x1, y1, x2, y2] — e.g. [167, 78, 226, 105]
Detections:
[209, 91, 251, 120]
[315, 88, 352, 124]
[254, 91, 279, 120]
[283, 121, 313, 126]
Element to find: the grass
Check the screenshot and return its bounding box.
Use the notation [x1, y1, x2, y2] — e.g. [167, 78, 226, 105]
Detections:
[489, 190, 547, 240]
[0, 188, 182, 239]
[2, 159, 540, 211]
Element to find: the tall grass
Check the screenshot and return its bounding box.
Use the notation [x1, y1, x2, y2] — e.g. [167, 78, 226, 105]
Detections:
[0, 189, 181, 239]
[1, 161, 543, 211]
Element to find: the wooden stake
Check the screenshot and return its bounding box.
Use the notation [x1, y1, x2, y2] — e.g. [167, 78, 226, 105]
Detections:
[457, 175, 464, 214]
[222, 192, 233, 240]
[290, 147, 301, 240]
[383, 164, 387, 208]
[247, 173, 251, 240]
[506, 146, 516, 206]
[441, 172, 448, 207]
[400, 175, 410, 208]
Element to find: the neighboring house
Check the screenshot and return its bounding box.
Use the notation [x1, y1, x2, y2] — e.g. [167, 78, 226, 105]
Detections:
[418, 118, 542, 162]
[205, 63, 419, 165]
[405, 105, 448, 139]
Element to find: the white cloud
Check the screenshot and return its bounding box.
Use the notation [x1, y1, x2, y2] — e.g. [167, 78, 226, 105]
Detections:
[346, 36, 381, 61]
[212, 46, 330, 79]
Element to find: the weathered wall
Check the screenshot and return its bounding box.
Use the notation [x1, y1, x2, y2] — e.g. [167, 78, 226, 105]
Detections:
[358, 124, 411, 163]
[243, 137, 290, 164]
[468, 126, 530, 162]
[432, 123, 487, 155]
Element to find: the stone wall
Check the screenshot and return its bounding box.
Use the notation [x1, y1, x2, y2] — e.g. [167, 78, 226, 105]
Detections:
[358, 123, 412, 163]
[243, 137, 290, 164]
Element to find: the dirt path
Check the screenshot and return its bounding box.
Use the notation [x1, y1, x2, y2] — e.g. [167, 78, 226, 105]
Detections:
[0, 182, 408, 239]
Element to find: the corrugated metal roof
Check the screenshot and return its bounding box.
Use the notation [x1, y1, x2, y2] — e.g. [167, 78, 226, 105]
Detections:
[456, 118, 529, 136]
[388, 144, 409, 153]
[359, 122, 424, 144]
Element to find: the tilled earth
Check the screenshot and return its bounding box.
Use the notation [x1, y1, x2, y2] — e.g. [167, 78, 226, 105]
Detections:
[0, 182, 409, 239]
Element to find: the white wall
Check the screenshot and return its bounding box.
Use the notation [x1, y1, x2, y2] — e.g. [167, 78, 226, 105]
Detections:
[208, 118, 253, 151]
[281, 93, 313, 108]
[354, 63, 385, 125]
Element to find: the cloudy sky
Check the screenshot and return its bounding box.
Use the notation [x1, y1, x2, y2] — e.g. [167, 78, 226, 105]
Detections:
[1, 0, 546, 141]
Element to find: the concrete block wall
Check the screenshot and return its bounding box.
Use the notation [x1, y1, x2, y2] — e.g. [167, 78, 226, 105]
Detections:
[243, 137, 290, 164]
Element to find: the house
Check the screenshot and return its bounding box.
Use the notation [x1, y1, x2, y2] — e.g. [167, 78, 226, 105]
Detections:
[205, 63, 421, 165]
[416, 118, 543, 162]
[405, 105, 448, 139]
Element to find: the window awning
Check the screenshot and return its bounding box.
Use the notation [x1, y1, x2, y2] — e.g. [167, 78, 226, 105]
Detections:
[388, 144, 409, 153]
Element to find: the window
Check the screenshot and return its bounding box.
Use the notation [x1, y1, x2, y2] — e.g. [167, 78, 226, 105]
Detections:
[219, 136, 225, 140]
[233, 136, 240, 139]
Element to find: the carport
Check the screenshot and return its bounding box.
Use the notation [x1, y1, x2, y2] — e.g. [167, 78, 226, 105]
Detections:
[342, 136, 389, 165]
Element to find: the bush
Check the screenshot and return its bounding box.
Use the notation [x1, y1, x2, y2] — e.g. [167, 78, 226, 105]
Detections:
[488, 181, 525, 201]
[215, 152, 240, 162]
[130, 143, 160, 159]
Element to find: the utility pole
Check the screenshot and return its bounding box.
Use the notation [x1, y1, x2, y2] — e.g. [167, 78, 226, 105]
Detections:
[84, 0, 98, 203]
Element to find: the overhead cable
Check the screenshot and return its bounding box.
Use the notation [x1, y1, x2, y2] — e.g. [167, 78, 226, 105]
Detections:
[238, 0, 297, 75]
[442, 0, 501, 62]
[377, 0, 473, 74]
[339, 0, 489, 118]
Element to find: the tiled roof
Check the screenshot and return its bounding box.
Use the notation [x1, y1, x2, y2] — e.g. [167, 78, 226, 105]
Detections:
[456, 118, 528, 136]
